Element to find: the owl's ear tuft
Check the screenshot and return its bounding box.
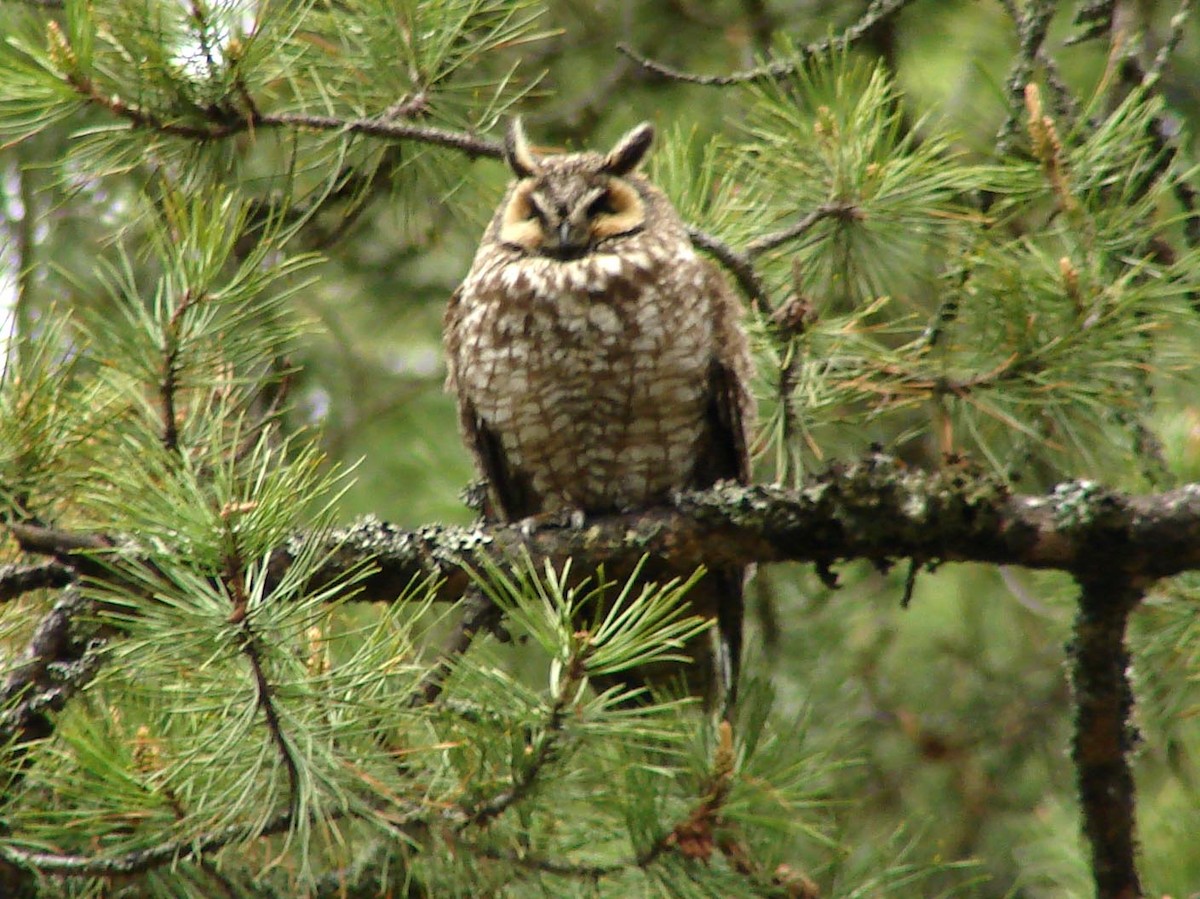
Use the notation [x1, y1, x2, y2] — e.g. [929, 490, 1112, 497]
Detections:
[602, 123, 654, 176]
[505, 118, 541, 178]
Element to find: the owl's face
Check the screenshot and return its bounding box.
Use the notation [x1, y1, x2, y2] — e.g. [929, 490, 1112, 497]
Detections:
[494, 120, 658, 260]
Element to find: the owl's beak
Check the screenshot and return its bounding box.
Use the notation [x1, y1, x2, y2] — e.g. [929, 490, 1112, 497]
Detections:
[544, 220, 590, 259]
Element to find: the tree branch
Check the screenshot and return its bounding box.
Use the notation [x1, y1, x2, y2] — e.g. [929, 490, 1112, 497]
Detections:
[685, 226, 773, 317]
[11, 460, 1200, 610]
[1071, 570, 1143, 899]
[0, 560, 75, 601]
[995, 0, 1056, 155]
[0, 811, 295, 877]
[58, 67, 504, 159]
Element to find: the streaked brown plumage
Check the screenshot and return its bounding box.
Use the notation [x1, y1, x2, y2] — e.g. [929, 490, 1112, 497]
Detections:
[444, 120, 755, 708]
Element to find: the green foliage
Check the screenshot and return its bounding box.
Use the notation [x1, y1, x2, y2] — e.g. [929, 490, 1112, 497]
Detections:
[737, 50, 1199, 488]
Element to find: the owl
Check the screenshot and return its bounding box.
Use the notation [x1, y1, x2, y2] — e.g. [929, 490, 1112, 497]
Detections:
[444, 119, 755, 709]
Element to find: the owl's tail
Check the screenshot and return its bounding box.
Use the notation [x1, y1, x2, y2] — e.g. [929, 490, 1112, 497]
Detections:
[711, 567, 746, 720]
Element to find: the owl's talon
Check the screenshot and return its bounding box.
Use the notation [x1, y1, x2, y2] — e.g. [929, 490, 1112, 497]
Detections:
[516, 507, 587, 536]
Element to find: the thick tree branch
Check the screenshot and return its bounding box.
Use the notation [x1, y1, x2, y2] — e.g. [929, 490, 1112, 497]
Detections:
[10, 460, 1200, 609]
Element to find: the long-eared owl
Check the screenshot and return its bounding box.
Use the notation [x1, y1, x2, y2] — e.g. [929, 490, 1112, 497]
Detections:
[444, 120, 755, 708]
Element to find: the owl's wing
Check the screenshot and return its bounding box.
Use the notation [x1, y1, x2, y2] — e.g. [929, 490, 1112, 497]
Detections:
[693, 265, 756, 714]
[457, 398, 537, 522]
[697, 264, 755, 487]
[444, 285, 536, 523]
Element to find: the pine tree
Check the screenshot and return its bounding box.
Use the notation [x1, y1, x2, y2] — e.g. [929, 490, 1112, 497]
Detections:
[2, 2, 1199, 897]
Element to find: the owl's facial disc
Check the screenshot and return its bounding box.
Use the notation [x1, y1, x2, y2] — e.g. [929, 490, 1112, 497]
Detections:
[499, 176, 645, 259]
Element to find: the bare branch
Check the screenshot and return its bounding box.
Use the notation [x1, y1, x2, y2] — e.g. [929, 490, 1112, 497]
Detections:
[617, 0, 921, 86]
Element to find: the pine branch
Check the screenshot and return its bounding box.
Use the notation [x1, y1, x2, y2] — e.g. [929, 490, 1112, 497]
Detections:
[0, 811, 296, 877]
[458, 673, 575, 829]
[407, 588, 502, 706]
[686, 203, 862, 317]
[684, 227, 772, 317]
[56, 66, 503, 159]
[6, 461, 1192, 892]
[995, 0, 1081, 125]
[743, 202, 862, 258]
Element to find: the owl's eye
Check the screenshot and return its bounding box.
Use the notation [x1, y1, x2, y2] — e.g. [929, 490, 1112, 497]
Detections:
[525, 198, 548, 224]
[587, 192, 617, 218]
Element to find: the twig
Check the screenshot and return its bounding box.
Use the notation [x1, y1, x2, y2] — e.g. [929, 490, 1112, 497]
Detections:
[685, 226, 773, 317]
[458, 652, 581, 828]
[469, 842, 622, 878]
[744, 202, 861, 257]
[616, 0, 921, 86]
[223, 548, 303, 819]
[1071, 570, 1143, 898]
[995, 0, 1081, 126]
[158, 288, 204, 454]
[380, 92, 430, 121]
[0, 560, 74, 601]
[1145, 0, 1194, 85]
[689, 204, 857, 318]
[1066, 0, 1117, 46]
[0, 811, 295, 876]
[1135, 0, 1200, 252]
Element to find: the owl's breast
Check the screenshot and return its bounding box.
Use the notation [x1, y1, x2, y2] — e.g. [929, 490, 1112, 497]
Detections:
[452, 247, 715, 514]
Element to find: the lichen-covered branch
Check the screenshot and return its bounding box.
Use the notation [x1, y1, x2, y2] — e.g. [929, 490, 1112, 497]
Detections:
[995, 0, 1056, 155]
[10, 458, 1200, 612]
